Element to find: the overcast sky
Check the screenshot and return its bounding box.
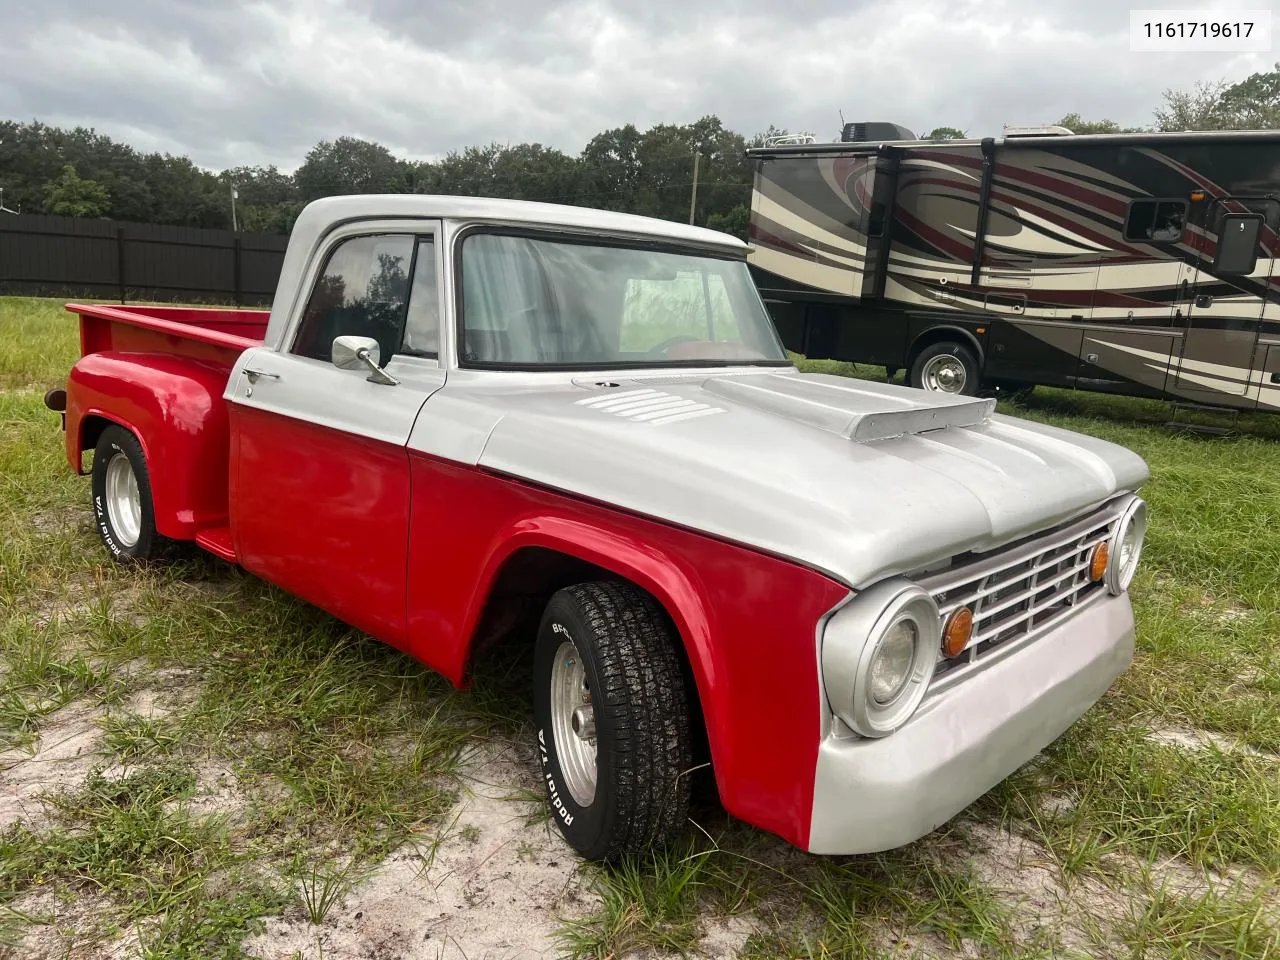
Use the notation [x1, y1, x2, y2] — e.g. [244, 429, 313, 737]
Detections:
[1, 0, 1273, 171]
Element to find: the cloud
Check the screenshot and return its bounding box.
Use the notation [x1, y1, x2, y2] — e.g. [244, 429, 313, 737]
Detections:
[0, 0, 1272, 171]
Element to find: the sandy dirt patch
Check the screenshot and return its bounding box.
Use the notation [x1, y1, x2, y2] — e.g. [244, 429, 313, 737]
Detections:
[123, 666, 200, 718]
[1146, 724, 1279, 761]
[0, 666, 200, 828]
[0, 699, 106, 830]
[694, 913, 758, 958]
[29, 507, 90, 538]
[181, 759, 250, 819]
[963, 820, 1125, 955]
[245, 739, 598, 960]
[5, 887, 134, 960]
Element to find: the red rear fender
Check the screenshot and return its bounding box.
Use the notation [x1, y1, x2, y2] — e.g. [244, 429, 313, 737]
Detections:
[67, 353, 232, 539]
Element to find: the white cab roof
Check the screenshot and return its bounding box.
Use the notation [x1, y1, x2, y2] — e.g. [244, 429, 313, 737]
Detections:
[293, 195, 745, 251]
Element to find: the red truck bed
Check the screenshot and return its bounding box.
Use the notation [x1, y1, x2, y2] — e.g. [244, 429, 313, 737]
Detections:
[66, 303, 269, 369]
[61, 303, 271, 558]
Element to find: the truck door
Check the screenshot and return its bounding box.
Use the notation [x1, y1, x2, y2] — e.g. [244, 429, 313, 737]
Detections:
[1172, 199, 1275, 407]
[226, 224, 445, 647]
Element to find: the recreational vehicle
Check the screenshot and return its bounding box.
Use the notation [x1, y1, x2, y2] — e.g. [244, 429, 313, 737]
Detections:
[747, 124, 1280, 410]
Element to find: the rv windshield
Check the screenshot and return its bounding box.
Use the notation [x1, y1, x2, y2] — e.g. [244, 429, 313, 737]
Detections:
[458, 232, 790, 369]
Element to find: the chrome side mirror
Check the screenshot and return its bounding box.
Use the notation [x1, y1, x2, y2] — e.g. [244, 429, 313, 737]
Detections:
[331, 335, 399, 386]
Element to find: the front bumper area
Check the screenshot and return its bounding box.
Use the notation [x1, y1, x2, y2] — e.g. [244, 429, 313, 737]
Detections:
[807, 590, 1134, 854]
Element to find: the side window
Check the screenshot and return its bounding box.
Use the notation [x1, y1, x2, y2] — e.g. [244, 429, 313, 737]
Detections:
[1214, 214, 1262, 275]
[619, 271, 741, 353]
[292, 234, 414, 363]
[1123, 199, 1187, 243]
[401, 237, 439, 358]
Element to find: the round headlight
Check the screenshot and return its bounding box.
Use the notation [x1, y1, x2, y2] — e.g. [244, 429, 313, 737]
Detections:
[819, 580, 940, 738]
[868, 619, 917, 705]
[1105, 497, 1147, 595]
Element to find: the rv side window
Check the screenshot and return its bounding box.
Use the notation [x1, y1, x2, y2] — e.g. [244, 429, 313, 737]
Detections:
[1124, 200, 1187, 243]
[1214, 214, 1262, 275]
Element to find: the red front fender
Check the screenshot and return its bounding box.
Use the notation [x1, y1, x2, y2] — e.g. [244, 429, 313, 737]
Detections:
[405, 454, 850, 849]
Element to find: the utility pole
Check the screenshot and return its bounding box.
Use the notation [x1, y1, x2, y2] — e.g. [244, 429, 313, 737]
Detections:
[230, 184, 239, 232]
[688, 150, 700, 225]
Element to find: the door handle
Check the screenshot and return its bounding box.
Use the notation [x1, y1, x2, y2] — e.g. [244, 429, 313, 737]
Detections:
[244, 368, 280, 382]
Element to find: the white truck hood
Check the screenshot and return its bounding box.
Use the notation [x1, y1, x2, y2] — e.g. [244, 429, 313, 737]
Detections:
[421, 368, 1149, 589]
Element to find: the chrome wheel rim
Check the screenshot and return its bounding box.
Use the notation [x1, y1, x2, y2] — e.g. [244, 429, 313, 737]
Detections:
[550, 639, 596, 806]
[921, 354, 967, 393]
[104, 453, 142, 547]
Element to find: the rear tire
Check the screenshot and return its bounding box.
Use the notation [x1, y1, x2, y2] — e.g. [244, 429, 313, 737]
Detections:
[90, 425, 175, 562]
[533, 582, 693, 861]
[909, 341, 980, 396]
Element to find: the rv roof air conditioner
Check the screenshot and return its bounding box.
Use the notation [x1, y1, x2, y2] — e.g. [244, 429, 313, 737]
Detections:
[840, 122, 918, 143]
[764, 133, 819, 148]
[1003, 124, 1074, 137]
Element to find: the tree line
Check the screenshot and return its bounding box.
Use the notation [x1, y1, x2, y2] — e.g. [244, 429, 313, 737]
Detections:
[1, 63, 1275, 238]
[1, 116, 771, 236]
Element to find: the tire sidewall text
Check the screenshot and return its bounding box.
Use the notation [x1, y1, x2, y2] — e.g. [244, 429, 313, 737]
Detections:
[533, 613, 612, 855]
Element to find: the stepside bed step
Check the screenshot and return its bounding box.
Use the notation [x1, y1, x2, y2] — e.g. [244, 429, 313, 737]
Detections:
[194, 527, 237, 563]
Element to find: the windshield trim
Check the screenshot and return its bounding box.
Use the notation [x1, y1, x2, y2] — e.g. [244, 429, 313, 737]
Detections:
[451, 224, 786, 372]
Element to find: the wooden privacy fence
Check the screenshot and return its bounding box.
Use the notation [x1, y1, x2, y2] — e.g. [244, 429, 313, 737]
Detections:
[0, 213, 288, 306]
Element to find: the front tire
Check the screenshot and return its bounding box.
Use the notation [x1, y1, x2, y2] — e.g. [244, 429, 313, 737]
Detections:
[90, 425, 174, 562]
[909, 341, 980, 396]
[533, 582, 693, 861]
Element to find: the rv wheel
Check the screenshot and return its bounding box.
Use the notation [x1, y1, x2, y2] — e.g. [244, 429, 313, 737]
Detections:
[910, 342, 980, 396]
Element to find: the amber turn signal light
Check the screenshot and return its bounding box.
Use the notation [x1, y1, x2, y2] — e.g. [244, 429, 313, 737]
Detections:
[941, 606, 974, 658]
[1089, 542, 1109, 582]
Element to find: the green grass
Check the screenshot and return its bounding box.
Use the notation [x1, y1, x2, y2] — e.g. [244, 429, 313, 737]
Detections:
[296, 860, 361, 925]
[1, 296, 1278, 956]
[0, 764, 289, 958]
[559, 846, 711, 957]
[556, 829, 1025, 960]
[0, 296, 83, 390]
[1111, 876, 1280, 960]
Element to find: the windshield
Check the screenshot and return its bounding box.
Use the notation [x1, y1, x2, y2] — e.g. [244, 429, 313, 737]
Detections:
[458, 232, 790, 368]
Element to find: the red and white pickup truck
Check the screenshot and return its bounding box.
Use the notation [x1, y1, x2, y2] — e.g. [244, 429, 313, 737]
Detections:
[48, 196, 1149, 861]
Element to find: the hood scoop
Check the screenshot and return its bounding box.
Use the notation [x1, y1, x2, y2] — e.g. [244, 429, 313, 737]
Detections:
[700, 373, 995, 442]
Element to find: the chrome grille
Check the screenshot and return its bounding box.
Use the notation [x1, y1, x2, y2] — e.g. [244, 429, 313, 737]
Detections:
[917, 502, 1124, 682]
